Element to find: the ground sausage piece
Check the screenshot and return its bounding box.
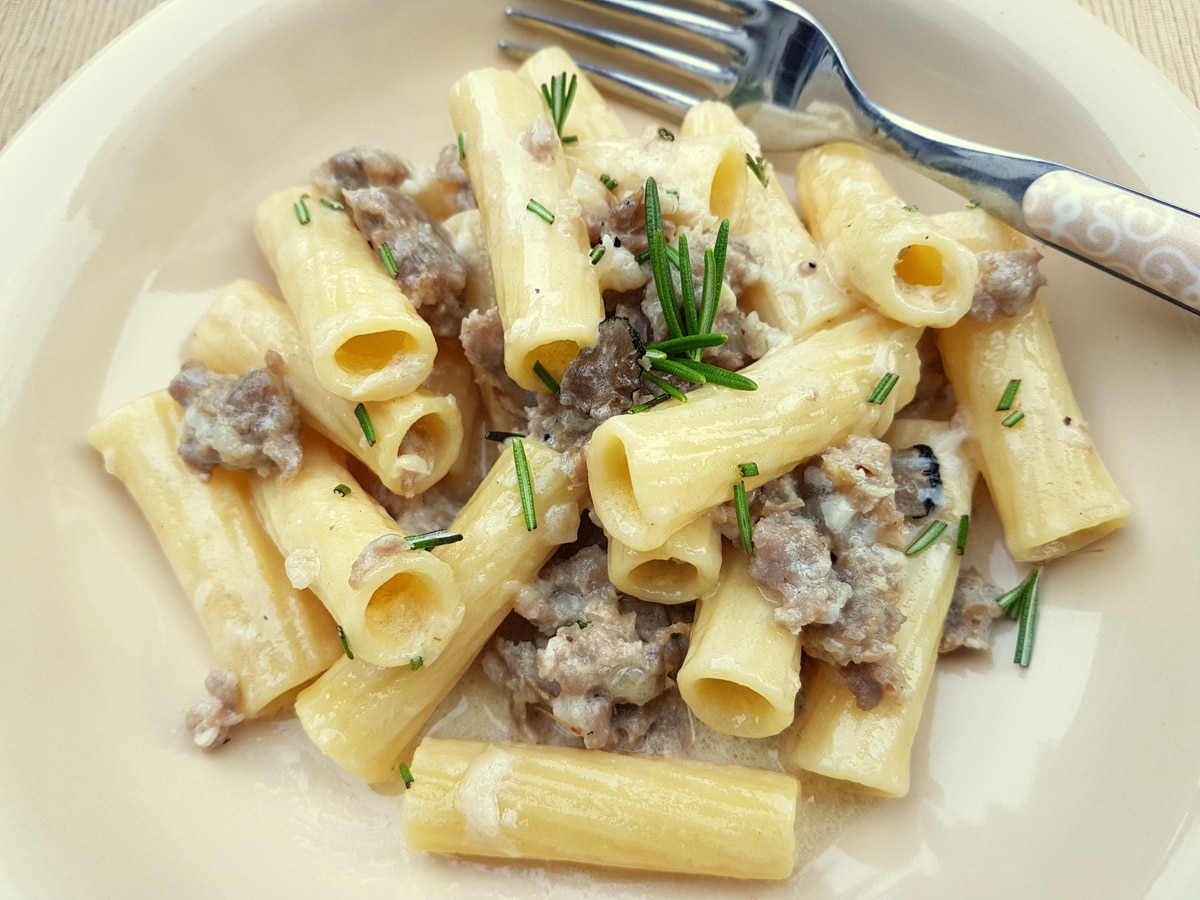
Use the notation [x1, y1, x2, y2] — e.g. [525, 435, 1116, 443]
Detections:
[432, 142, 476, 211]
[459, 308, 532, 432]
[804, 544, 907, 668]
[342, 185, 468, 336]
[750, 511, 851, 630]
[941, 566, 1005, 652]
[184, 669, 245, 750]
[969, 248, 1047, 320]
[514, 545, 617, 634]
[168, 356, 302, 479]
[311, 147, 410, 197]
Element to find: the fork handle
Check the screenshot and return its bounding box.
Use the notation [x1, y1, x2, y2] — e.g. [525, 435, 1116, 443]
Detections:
[1020, 170, 1200, 312]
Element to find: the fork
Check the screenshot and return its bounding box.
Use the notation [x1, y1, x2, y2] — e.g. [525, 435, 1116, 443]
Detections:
[503, 0, 1200, 316]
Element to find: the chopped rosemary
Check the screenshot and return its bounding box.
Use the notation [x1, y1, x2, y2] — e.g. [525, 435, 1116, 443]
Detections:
[599, 173, 618, 191]
[1013, 567, 1042, 666]
[336, 625, 354, 660]
[333, 483, 351, 497]
[404, 530, 464, 550]
[967, 198, 981, 209]
[746, 153, 768, 187]
[997, 567, 1042, 620]
[456, 131, 466, 160]
[485, 430, 526, 442]
[354, 402, 377, 447]
[739, 462, 759, 478]
[319, 197, 345, 211]
[293, 193, 311, 225]
[409, 656, 425, 671]
[996, 379, 1022, 411]
[867, 372, 900, 404]
[532, 360, 560, 393]
[955, 514, 970, 555]
[640, 369, 687, 402]
[527, 198, 555, 224]
[512, 438, 537, 531]
[733, 479, 754, 554]
[657, 126, 675, 141]
[398, 762, 414, 788]
[589, 244, 605, 265]
[540, 72, 578, 143]
[1001, 410, 1026, 427]
[902, 204, 919, 212]
[379, 242, 399, 278]
[576, 620, 589, 629]
[905, 519, 948, 556]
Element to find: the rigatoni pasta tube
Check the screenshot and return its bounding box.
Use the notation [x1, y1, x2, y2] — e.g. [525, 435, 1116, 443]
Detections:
[188, 280, 462, 497]
[677, 544, 802, 738]
[588, 312, 922, 551]
[784, 419, 975, 797]
[681, 101, 857, 337]
[405, 738, 799, 880]
[255, 187, 438, 401]
[450, 69, 604, 389]
[938, 297, 1129, 561]
[294, 441, 586, 782]
[516, 46, 629, 142]
[564, 132, 748, 227]
[795, 142, 978, 327]
[249, 431, 463, 669]
[87, 391, 341, 717]
[607, 513, 722, 605]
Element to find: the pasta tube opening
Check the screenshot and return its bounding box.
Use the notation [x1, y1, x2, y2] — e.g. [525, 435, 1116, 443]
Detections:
[335, 329, 420, 378]
[392, 412, 456, 492]
[894, 244, 944, 287]
[685, 677, 788, 736]
[365, 571, 441, 641]
[520, 338, 579, 387]
[709, 140, 748, 222]
[627, 558, 701, 600]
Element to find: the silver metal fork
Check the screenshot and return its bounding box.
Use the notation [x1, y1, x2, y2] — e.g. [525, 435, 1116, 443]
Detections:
[503, 0, 1200, 315]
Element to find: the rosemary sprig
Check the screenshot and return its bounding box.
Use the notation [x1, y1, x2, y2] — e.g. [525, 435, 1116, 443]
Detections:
[645, 178, 683, 341]
[640, 370, 688, 402]
[398, 762, 414, 788]
[997, 567, 1043, 666]
[540, 72, 578, 143]
[1001, 410, 1026, 427]
[456, 131, 466, 160]
[512, 438, 537, 531]
[955, 514, 970, 555]
[676, 232, 699, 336]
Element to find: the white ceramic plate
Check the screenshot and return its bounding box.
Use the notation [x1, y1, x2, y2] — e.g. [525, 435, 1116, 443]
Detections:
[3, 0, 1200, 897]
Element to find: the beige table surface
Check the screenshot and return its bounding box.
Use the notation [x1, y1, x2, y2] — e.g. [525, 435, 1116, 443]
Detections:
[0, 0, 1197, 151]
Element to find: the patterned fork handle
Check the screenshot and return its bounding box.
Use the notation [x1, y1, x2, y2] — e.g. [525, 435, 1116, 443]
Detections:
[1024, 171, 1200, 310]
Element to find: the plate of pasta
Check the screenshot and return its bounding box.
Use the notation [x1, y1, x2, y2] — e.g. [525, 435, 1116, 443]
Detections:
[3, 0, 1200, 897]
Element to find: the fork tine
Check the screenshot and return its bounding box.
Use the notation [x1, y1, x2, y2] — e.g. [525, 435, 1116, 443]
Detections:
[505, 8, 737, 97]
[551, 0, 743, 57]
[499, 39, 702, 119]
